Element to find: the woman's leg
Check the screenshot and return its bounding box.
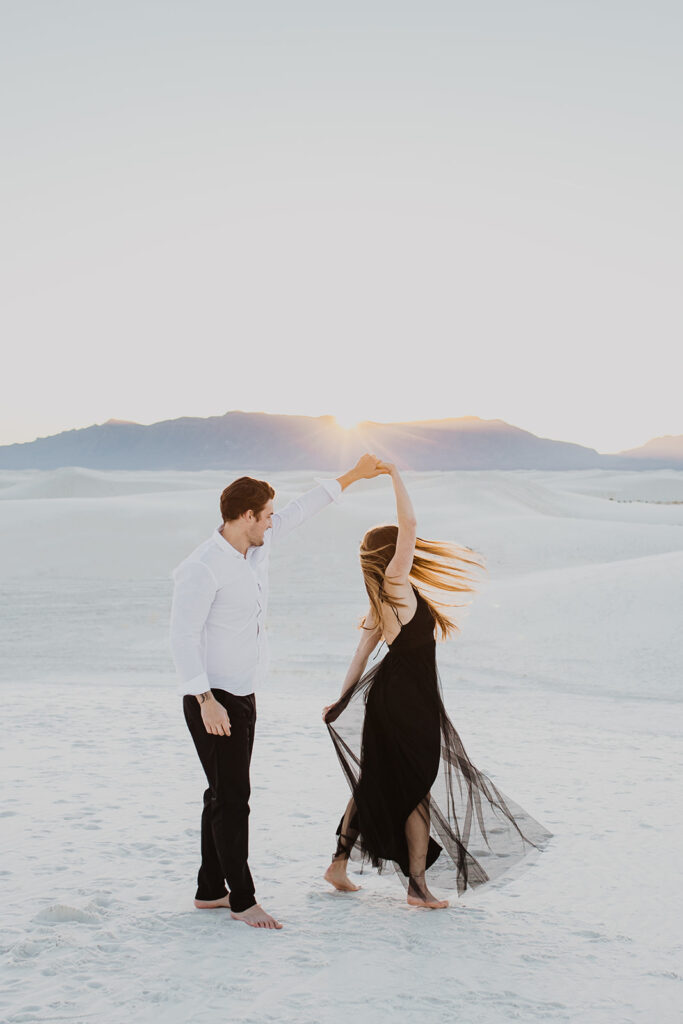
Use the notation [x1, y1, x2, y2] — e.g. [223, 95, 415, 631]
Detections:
[405, 796, 448, 908]
[324, 797, 361, 891]
[405, 801, 430, 878]
[334, 796, 359, 860]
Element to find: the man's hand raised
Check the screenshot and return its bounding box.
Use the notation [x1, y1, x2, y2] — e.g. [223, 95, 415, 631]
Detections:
[337, 453, 389, 491]
[354, 453, 390, 479]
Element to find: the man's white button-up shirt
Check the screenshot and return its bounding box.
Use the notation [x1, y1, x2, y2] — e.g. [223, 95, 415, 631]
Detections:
[169, 478, 342, 696]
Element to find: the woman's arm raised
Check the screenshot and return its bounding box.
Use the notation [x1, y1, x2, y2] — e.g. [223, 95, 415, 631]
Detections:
[382, 464, 417, 584]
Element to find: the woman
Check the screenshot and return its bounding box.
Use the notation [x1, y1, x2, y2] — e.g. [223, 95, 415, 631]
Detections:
[322, 463, 552, 909]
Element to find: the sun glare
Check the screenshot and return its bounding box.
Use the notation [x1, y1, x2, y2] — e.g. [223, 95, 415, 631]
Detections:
[334, 413, 361, 431]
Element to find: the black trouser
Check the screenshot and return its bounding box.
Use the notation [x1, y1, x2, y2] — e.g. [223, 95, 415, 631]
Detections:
[183, 690, 257, 913]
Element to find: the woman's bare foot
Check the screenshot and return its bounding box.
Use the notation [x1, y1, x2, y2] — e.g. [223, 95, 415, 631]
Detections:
[194, 893, 231, 909]
[230, 904, 283, 929]
[407, 877, 448, 909]
[407, 894, 449, 909]
[324, 861, 361, 892]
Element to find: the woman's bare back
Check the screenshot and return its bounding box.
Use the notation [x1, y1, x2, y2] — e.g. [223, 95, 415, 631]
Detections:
[379, 577, 417, 644]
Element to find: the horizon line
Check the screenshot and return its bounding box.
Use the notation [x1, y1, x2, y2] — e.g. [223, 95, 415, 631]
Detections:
[1, 408, 680, 456]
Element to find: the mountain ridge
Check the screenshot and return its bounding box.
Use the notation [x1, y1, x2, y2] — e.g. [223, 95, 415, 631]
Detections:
[0, 412, 681, 471]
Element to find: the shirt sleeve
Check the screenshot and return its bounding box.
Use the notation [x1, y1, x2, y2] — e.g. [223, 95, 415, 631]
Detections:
[169, 560, 217, 696]
[270, 478, 343, 542]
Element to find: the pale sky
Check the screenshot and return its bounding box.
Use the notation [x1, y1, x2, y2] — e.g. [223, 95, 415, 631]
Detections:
[2, 1, 681, 454]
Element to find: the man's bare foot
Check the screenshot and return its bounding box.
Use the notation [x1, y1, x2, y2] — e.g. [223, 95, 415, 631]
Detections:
[230, 903, 283, 929]
[194, 893, 231, 909]
[324, 861, 361, 892]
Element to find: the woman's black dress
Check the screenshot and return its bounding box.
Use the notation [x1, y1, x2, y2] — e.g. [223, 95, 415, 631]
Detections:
[325, 587, 552, 896]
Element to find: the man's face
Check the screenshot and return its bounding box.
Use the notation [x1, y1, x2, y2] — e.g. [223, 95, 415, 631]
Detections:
[246, 499, 274, 547]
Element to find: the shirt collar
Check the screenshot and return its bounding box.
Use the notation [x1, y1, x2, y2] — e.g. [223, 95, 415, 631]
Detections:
[212, 525, 247, 560]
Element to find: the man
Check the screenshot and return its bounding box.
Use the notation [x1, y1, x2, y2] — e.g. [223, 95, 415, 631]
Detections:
[170, 454, 384, 930]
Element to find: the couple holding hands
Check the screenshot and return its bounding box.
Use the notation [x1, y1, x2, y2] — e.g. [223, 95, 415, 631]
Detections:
[170, 455, 551, 930]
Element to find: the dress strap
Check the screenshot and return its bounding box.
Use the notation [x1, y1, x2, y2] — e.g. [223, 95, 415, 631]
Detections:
[376, 585, 403, 622]
[372, 639, 387, 661]
[379, 580, 403, 626]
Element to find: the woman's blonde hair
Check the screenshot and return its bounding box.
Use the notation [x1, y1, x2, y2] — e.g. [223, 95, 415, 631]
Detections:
[359, 524, 485, 640]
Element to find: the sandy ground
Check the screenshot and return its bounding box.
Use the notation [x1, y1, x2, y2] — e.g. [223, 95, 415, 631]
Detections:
[1, 468, 681, 1023]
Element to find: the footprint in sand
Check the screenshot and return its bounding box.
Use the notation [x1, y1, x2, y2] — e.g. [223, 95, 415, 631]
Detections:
[33, 904, 100, 925]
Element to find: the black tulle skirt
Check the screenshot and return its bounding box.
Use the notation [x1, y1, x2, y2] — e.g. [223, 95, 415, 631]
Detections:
[325, 640, 552, 897]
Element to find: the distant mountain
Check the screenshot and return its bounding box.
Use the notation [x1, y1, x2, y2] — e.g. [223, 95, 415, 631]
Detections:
[618, 435, 683, 461]
[0, 412, 681, 471]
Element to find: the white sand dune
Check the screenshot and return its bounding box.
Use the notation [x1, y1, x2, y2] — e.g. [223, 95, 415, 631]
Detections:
[0, 466, 230, 501]
[1, 469, 681, 1023]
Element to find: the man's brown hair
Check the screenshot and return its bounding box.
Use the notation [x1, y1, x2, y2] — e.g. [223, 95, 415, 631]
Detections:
[220, 477, 275, 523]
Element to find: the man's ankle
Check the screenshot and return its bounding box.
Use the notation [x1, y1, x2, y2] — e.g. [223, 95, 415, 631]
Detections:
[230, 897, 257, 914]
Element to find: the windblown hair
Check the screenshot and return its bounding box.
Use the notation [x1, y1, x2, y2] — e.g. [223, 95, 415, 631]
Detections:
[220, 476, 275, 523]
[359, 524, 486, 640]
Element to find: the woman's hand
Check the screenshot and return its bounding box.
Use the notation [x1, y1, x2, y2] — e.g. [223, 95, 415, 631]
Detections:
[322, 703, 336, 722]
[354, 453, 386, 479]
[338, 454, 387, 490]
[377, 460, 396, 476]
